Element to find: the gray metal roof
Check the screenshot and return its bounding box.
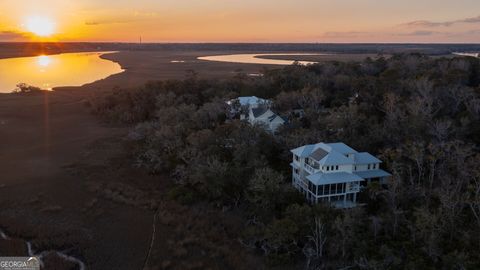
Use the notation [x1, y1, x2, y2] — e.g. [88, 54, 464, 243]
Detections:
[353, 152, 382, 164]
[268, 114, 276, 121]
[237, 96, 267, 106]
[291, 144, 316, 158]
[291, 142, 383, 167]
[318, 151, 352, 166]
[251, 107, 269, 118]
[306, 172, 364, 185]
[325, 143, 358, 155]
[354, 169, 391, 179]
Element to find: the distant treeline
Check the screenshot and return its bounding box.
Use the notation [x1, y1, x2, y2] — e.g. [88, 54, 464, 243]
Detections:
[2, 42, 480, 55]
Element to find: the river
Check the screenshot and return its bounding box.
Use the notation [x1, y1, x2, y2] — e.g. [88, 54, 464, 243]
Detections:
[0, 51, 123, 93]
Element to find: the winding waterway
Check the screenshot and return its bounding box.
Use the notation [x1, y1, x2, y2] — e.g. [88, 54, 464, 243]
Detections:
[0, 228, 86, 269]
[0, 51, 123, 93]
[198, 53, 330, 65]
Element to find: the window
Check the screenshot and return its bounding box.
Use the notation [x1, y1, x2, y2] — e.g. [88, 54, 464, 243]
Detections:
[324, 184, 330, 195]
[294, 168, 299, 175]
[332, 184, 338, 194]
[354, 165, 357, 171]
[368, 164, 371, 170]
[308, 181, 315, 193]
[336, 165, 339, 170]
[318, 185, 324, 195]
[326, 166, 330, 171]
[294, 155, 300, 162]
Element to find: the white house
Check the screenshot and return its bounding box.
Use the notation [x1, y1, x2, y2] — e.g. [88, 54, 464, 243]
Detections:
[226, 96, 271, 119]
[291, 142, 391, 208]
[248, 107, 286, 133]
[228, 96, 270, 108]
[226, 96, 286, 133]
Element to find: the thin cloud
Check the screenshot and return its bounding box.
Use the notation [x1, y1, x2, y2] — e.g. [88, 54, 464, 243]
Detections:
[402, 20, 453, 28]
[85, 18, 143, 25]
[397, 30, 439, 36]
[0, 30, 29, 41]
[462, 16, 480, 23]
[321, 30, 449, 40]
[402, 15, 480, 28]
[322, 31, 373, 38]
[85, 11, 157, 26]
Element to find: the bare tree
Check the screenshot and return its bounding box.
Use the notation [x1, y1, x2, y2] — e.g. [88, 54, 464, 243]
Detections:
[308, 216, 328, 258]
[468, 168, 480, 229]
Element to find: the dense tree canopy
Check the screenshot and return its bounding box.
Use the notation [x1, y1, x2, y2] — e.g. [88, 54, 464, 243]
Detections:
[90, 54, 480, 269]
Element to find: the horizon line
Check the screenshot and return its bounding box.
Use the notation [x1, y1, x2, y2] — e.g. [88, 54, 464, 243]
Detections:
[1, 41, 480, 45]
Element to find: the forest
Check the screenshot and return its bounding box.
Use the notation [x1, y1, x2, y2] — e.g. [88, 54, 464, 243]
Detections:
[89, 54, 480, 269]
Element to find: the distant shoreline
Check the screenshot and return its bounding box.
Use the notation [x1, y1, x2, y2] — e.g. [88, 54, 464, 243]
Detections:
[1, 42, 480, 60]
[0, 49, 109, 60]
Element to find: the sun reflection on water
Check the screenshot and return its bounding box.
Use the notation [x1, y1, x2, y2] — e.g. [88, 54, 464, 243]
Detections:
[0, 52, 123, 93]
[37, 55, 52, 67]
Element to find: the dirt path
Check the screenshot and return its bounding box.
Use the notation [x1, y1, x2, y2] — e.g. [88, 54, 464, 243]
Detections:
[142, 208, 160, 270]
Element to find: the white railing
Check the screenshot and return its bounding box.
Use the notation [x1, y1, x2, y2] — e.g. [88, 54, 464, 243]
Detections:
[293, 175, 308, 189]
[304, 163, 317, 173]
[346, 183, 360, 192]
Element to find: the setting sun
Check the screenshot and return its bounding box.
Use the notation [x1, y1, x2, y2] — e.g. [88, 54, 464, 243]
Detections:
[25, 16, 56, 37]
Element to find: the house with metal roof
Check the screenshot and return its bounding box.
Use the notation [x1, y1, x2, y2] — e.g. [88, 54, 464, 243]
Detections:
[248, 107, 286, 133]
[290, 142, 391, 208]
[226, 96, 271, 120]
[225, 96, 286, 132]
[227, 96, 270, 108]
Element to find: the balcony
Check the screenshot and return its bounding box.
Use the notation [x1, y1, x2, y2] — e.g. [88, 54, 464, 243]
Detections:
[346, 182, 360, 192]
[304, 162, 320, 174]
[304, 164, 314, 173]
[293, 174, 308, 188]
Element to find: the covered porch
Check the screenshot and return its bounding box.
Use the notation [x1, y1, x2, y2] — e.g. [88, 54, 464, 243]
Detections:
[304, 172, 364, 208]
[354, 169, 392, 187]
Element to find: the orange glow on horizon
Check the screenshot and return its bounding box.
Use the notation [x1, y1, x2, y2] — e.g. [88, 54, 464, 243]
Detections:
[1, 0, 480, 43]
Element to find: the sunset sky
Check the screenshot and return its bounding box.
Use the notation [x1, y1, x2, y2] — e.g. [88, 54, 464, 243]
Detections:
[1, 0, 480, 43]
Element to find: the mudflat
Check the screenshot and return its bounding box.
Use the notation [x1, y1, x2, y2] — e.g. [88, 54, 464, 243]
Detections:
[0, 49, 283, 269]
